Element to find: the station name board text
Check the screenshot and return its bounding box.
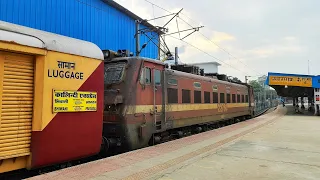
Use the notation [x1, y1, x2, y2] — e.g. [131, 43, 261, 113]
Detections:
[269, 75, 312, 87]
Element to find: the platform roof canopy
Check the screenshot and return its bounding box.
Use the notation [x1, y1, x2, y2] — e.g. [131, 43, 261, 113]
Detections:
[265, 72, 320, 97]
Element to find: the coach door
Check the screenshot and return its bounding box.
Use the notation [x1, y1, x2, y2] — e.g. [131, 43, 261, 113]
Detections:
[153, 65, 165, 131]
[0, 52, 34, 172]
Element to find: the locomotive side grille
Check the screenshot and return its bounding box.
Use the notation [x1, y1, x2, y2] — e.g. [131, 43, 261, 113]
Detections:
[0, 53, 34, 160]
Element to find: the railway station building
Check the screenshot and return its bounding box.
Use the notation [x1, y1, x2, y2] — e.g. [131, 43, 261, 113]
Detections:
[0, 0, 160, 59]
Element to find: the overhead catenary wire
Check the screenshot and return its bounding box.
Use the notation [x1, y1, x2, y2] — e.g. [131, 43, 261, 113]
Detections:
[144, 0, 251, 75]
[177, 17, 263, 76]
[166, 35, 250, 76]
[144, 0, 264, 76]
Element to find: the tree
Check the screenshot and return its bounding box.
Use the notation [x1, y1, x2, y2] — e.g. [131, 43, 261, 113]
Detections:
[257, 75, 268, 89]
[249, 80, 263, 92]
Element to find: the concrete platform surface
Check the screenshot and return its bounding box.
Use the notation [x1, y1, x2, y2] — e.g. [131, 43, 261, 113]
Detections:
[27, 106, 320, 180]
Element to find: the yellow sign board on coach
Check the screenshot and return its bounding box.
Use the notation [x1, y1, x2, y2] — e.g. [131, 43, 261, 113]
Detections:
[53, 90, 97, 112]
[269, 76, 312, 87]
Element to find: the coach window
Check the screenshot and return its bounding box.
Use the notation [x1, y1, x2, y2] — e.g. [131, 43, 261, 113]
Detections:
[237, 94, 241, 103]
[241, 95, 245, 103]
[167, 88, 178, 104]
[220, 93, 225, 103]
[213, 92, 218, 103]
[232, 94, 236, 103]
[182, 89, 191, 103]
[204, 91, 211, 103]
[194, 90, 202, 103]
[227, 94, 231, 103]
[246, 95, 249, 103]
[154, 69, 161, 86]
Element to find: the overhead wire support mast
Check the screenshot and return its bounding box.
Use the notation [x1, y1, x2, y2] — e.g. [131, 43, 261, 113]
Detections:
[134, 8, 185, 58]
[135, 19, 142, 57]
[143, 32, 168, 55]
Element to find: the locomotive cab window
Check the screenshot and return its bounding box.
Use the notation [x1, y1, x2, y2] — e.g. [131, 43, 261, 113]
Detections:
[140, 67, 151, 85]
[104, 62, 126, 84]
[154, 69, 161, 86]
[145, 68, 151, 84]
[220, 93, 225, 103]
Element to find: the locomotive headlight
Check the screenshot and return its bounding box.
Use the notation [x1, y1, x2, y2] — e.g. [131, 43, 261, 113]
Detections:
[104, 50, 110, 58]
[102, 50, 111, 59]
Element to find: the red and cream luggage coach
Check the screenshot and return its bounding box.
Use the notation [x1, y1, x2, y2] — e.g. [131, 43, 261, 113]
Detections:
[0, 20, 104, 173]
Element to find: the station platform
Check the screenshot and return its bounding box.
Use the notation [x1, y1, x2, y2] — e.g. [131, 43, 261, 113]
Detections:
[28, 106, 320, 180]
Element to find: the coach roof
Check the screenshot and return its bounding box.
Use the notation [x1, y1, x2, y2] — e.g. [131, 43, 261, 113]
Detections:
[0, 20, 103, 60]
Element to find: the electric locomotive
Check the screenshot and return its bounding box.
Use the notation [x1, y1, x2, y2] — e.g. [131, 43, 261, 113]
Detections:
[102, 50, 255, 152]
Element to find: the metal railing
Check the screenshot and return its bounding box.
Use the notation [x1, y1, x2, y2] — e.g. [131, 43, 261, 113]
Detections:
[254, 90, 279, 116]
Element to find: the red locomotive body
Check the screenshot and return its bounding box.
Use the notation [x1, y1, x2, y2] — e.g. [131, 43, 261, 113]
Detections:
[102, 56, 255, 151]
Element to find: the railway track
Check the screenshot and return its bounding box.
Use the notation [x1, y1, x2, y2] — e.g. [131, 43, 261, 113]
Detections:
[0, 107, 276, 180]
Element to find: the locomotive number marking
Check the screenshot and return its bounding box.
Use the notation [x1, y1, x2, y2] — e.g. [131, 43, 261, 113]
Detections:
[217, 104, 228, 113]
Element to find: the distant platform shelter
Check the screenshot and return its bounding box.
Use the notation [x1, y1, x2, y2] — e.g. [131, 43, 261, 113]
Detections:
[265, 72, 320, 98]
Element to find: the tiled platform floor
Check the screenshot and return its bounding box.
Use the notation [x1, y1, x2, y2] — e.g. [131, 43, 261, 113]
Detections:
[29, 105, 320, 180]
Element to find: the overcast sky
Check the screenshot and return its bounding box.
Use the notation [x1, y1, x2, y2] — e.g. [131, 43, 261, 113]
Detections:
[115, 0, 320, 82]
